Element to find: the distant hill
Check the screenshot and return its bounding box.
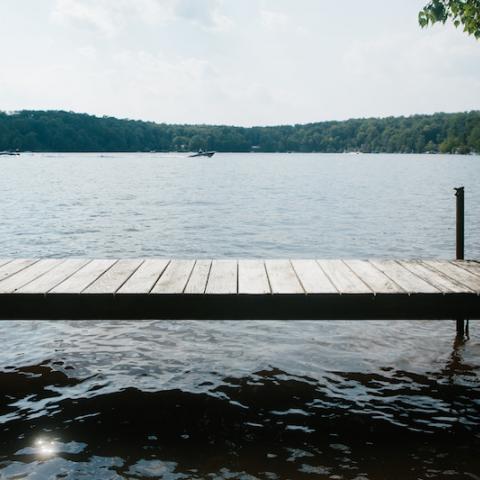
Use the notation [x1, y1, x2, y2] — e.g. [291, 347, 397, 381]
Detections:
[0, 110, 479, 154]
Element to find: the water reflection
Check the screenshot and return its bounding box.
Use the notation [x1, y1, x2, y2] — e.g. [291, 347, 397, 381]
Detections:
[0, 332, 479, 479]
[34, 438, 57, 457]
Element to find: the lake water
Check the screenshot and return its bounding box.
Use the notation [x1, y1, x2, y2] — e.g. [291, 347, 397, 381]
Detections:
[0, 153, 479, 480]
[1, 152, 479, 258]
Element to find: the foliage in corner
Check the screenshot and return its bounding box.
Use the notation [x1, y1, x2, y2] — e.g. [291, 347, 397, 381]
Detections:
[419, 0, 480, 38]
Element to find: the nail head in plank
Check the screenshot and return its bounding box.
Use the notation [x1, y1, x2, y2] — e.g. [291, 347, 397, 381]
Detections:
[117, 259, 170, 294]
[151, 260, 195, 294]
[345, 260, 404, 294]
[206, 260, 238, 294]
[51, 259, 116, 294]
[17, 259, 90, 294]
[238, 260, 270, 294]
[423, 260, 480, 293]
[291, 259, 336, 294]
[83, 259, 144, 294]
[0, 259, 38, 283]
[184, 260, 212, 294]
[0, 259, 63, 293]
[370, 260, 439, 294]
[317, 260, 371, 294]
[265, 260, 303, 294]
[400, 261, 473, 293]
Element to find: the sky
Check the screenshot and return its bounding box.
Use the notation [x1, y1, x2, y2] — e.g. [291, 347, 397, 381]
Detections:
[0, 0, 479, 126]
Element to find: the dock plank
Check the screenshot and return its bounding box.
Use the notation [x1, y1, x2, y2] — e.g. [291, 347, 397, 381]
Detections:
[117, 259, 169, 294]
[318, 260, 370, 294]
[238, 260, 270, 294]
[17, 259, 90, 294]
[0, 259, 12, 269]
[370, 260, 439, 294]
[291, 259, 336, 294]
[51, 259, 116, 294]
[151, 260, 195, 294]
[0, 259, 38, 283]
[452, 260, 480, 278]
[83, 259, 143, 294]
[345, 260, 404, 294]
[399, 261, 473, 293]
[265, 260, 303, 294]
[423, 260, 480, 292]
[0, 259, 63, 293]
[206, 260, 237, 294]
[185, 260, 212, 294]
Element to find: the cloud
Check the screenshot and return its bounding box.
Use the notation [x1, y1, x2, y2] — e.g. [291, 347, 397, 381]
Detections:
[51, 0, 231, 35]
[175, 0, 232, 31]
[259, 9, 289, 30]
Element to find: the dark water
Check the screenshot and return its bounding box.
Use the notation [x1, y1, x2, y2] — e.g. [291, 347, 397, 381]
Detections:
[0, 153, 480, 479]
[1, 321, 479, 479]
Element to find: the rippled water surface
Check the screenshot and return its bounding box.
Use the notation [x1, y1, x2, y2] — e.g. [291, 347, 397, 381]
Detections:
[0, 152, 479, 258]
[0, 153, 479, 479]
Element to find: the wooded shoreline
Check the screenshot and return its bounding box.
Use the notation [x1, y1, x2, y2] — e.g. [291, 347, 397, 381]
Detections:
[1, 110, 479, 154]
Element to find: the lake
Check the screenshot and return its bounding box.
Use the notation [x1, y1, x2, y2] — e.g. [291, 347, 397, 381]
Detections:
[1, 152, 479, 258]
[0, 153, 479, 479]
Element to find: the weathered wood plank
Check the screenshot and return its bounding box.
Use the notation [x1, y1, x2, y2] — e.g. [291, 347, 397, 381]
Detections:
[399, 261, 473, 293]
[151, 260, 195, 294]
[345, 260, 404, 294]
[83, 259, 143, 294]
[265, 260, 303, 294]
[370, 260, 440, 294]
[51, 259, 116, 294]
[0, 259, 38, 283]
[238, 260, 270, 294]
[206, 260, 237, 294]
[0, 259, 63, 293]
[423, 260, 480, 292]
[184, 260, 212, 294]
[0, 259, 12, 269]
[291, 259, 336, 294]
[318, 260, 370, 294]
[452, 260, 480, 278]
[17, 259, 90, 294]
[117, 259, 169, 294]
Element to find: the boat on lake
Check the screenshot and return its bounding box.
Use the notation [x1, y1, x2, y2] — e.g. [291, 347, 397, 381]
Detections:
[0, 151, 20, 156]
[189, 150, 215, 158]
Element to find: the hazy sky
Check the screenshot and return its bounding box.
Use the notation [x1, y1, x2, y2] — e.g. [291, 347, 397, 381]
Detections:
[1, 0, 479, 126]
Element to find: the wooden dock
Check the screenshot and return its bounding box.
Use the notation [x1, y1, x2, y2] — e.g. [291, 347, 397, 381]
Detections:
[0, 258, 479, 319]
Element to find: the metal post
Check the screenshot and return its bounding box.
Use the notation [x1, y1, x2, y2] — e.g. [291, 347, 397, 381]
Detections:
[455, 187, 464, 260]
[455, 187, 465, 335]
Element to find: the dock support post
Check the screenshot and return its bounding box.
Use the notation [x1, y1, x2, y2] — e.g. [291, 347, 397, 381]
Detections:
[455, 187, 464, 260]
[455, 187, 465, 336]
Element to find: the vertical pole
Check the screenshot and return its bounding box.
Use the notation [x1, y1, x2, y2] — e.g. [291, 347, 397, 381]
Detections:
[455, 187, 464, 260]
[455, 187, 465, 336]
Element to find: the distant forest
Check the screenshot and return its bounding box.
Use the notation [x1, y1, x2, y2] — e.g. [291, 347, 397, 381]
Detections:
[0, 110, 479, 154]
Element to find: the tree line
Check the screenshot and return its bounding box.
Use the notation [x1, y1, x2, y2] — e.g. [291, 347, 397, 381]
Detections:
[0, 110, 479, 154]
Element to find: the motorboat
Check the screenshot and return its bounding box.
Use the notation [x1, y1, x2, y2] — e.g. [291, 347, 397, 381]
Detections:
[0, 151, 20, 156]
[189, 150, 215, 158]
